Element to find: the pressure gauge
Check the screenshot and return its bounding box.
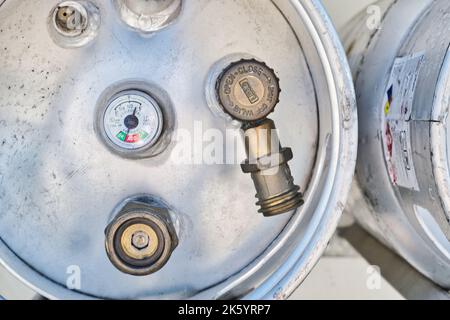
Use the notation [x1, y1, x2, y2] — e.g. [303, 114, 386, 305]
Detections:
[97, 89, 164, 157]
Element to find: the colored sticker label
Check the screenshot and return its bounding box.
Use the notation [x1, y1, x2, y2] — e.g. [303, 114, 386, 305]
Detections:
[384, 85, 393, 115]
[382, 53, 424, 191]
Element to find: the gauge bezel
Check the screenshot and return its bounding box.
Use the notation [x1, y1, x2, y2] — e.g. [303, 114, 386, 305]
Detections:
[95, 81, 175, 159]
[102, 90, 164, 151]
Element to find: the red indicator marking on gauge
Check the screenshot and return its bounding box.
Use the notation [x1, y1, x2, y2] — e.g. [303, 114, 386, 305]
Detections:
[125, 134, 141, 143]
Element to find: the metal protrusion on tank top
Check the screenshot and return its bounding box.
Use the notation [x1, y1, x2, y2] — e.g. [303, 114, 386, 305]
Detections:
[113, 0, 182, 34]
[242, 119, 304, 217]
[48, 1, 101, 48]
[54, 3, 88, 37]
[105, 196, 178, 276]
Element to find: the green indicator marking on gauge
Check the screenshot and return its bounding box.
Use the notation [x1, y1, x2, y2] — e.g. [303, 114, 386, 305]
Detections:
[116, 131, 127, 142]
[139, 131, 149, 140]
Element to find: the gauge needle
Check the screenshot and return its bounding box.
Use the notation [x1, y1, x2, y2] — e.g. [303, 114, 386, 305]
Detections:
[127, 107, 137, 135]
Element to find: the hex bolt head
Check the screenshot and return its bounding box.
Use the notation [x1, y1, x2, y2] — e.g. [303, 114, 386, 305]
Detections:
[131, 231, 150, 250]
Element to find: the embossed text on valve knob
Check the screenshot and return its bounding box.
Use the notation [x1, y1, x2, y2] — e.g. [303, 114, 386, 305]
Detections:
[216, 59, 280, 122]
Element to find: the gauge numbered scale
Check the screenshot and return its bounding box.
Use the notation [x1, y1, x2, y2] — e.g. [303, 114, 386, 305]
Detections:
[99, 90, 164, 154]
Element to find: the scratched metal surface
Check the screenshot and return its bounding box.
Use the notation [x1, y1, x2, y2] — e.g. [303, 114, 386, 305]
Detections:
[343, 0, 450, 289]
[0, 0, 357, 299]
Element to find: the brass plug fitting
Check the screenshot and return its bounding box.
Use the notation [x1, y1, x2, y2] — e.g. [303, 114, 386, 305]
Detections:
[242, 119, 304, 216]
[105, 196, 178, 276]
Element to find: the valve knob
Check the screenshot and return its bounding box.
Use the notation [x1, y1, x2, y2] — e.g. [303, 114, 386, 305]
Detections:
[216, 59, 280, 122]
[216, 59, 304, 217]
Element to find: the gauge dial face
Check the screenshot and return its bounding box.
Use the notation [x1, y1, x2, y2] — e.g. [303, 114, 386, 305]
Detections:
[103, 91, 163, 151]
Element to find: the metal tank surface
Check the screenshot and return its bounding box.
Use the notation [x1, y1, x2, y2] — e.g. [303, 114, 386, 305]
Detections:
[342, 0, 450, 289]
[0, 0, 357, 299]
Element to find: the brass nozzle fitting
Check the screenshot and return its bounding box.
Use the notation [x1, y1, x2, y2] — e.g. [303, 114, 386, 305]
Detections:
[241, 119, 304, 216]
[216, 58, 304, 216]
